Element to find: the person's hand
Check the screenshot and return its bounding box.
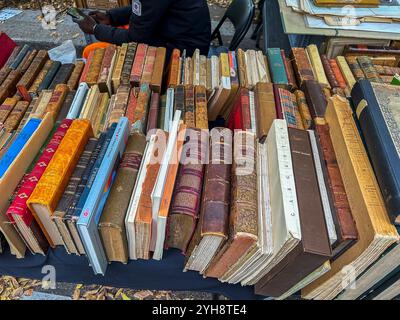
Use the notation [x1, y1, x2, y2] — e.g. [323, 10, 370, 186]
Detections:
[73, 13, 97, 35]
[89, 10, 111, 25]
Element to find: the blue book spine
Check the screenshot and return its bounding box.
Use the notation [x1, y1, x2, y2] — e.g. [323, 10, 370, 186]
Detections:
[78, 117, 129, 227]
[72, 123, 116, 218]
[0, 118, 41, 178]
[10, 44, 31, 70]
[66, 82, 89, 119]
[267, 48, 289, 85]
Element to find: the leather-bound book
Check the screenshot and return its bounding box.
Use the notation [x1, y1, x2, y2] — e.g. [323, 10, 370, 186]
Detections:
[302, 95, 398, 300]
[53, 137, 98, 255]
[67, 60, 85, 91]
[45, 84, 69, 121]
[48, 63, 75, 90]
[255, 82, 276, 142]
[28, 60, 53, 97]
[291, 47, 315, 86]
[108, 85, 130, 126]
[56, 90, 75, 124]
[294, 90, 312, 129]
[0, 67, 11, 86]
[3, 101, 29, 133]
[17, 50, 48, 101]
[276, 87, 298, 128]
[184, 85, 195, 127]
[237, 48, 248, 89]
[345, 56, 364, 80]
[0, 69, 22, 103]
[9, 44, 31, 70]
[130, 43, 148, 86]
[301, 80, 327, 119]
[146, 92, 160, 133]
[281, 50, 297, 90]
[194, 85, 208, 130]
[27, 119, 92, 247]
[291, 93, 304, 130]
[18, 49, 37, 74]
[307, 45, 330, 88]
[205, 131, 257, 279]
[267, 48, 288, 85]
[86, 48, 105, 87]
[166, 48, 181, 88]
[30, 90, 52, 119]
[150, 47, 166, 93]
[238, 87, 252, 130]
[38, 61, 61, 92]
[321, 54, 340, 89]
[336, 56, 356, 91]
[92, 93, 109, 137]
[328, 58, 347, 89]
[97, 45, 116, 92]
[167, 128, 206, 253]
[255, 128, 332, 297]
[121, 42, 137, 86]
[185, 127, 232, 273]
[131, 83, 151, 134]
[99, 133, 146, 263]
[7, 119, 72, 255]
[141, 46, 157, 85]
[174, 85, 185, 119]
[315, 124, 358, 259]
[111, 43, 127, 92]
[0, 96, 20, 125]
[126, 87, 139, 126]
[79, 50, 93, 84]
[356, 56, 382, 83]
[1, 45, 20, 71]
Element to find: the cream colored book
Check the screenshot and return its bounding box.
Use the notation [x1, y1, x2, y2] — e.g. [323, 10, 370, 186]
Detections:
[307, 44, 330, 88]
[256, 51, 270, 83]
[192, 49, 200, 86]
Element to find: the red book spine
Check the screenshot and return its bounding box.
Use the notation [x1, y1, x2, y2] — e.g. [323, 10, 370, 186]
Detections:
[240, 88, 251, 130]
[273, 84, 284, 119]
[6, 119, 72, 225]
[126, 87, 139, 126]
[146, 92, 160, 133]
[227, 93, 243, 131]
[0, 33, 17, 69]
[140, 46, 157, 85]
[130, 43, 148, 86]
[79, 51, 93, 84]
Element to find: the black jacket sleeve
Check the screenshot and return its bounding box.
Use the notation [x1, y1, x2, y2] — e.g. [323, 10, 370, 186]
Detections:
[107, 6, 132, 27]
[94, 0, 172, 46]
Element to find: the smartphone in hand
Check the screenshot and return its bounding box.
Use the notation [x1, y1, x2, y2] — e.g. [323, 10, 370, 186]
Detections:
[66, 8, 86, 21]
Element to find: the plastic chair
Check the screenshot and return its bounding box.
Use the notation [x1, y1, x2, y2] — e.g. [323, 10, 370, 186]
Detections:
[210, 0, 255, 51]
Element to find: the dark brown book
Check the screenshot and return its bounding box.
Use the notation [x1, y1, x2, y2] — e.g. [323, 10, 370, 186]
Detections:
[174, 85, 185, 119]
[53, 137, 98, 255]
[281, 50, 298, 90]
[205, 131, 258, 279]
[166, 128, 207, 253]
[108, 85, 130, 126]
[321, 54, 340, 88]
[357, 56, 383, 83]
[121, 42, 137, 86]
[28, 60, 53, 97]
[48, 63, 75, 90]
[3, 46, 21, 70]
[345, 56, 364, 80]
[67, 61, 85, 91]
[56, 90, 76, 123]
[184, 85, 195, 127]
[17, 50, 48, 101]
[301, 80, 327, 120]
[146, 92, 160, 134]
[37, 61, 61, 92]
[17, 49, 37, 74]
[185, 127, 232, 273]
[255, 128, 332, 297]
[99, 133, 146, 263]
[0, 69, 22, 104]
[3, 101, 29, 132]
[255, 82, 276, 142]
[315, 124, 358, 259]
[98, 45, 116, 92]
[0, 67, 11, 86]
[150, 47, 167, 93]
[291, 47, 315, 86]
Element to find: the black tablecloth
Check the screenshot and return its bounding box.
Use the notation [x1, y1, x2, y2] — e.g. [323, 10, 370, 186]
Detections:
[0, 246, 260, 300]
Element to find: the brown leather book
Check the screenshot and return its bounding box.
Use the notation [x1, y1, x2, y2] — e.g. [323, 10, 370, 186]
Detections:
[255, 128, 332, 297]
[45, 84, 69, 121]
[146, 92, 160, 134]
[48, 64, 75, 90]
[345, 56, 365, 80]
[194, 85, 208, 130]
[291, 47, 315, 86]
[167, 128, 207, 253]
[141, 46, 157, 85]
[255, 82, 276, 142]
[108, 85, 130, 126]
[131, 83, 151, 134]
[184, 85, 195, 128]
[86, 48, 105, 86]
[329, 58, 347, 89]
[0, 69, 22, 104]
[185, 127, 232, 273]
[0, 96, 20, 125]
[150, 47, 166, 93]
[321, 54, 340, 88]
[17, 50, 48, 101]
[0, 67, 11, 86]
[281, 50, 297, 90]
[99, 133, 146, 263]
[3, 101, 29, 133]
[97, 45, 116, 92]
[57, 90, 75, 124]
[315, 124, 358, 259]
[67, 61, 85, 91]
[205, 131, 258, 279]
[18, 49, 37, 74]
[357, 56, 382, 83]
[294, 90, 312, 130]
[174, 85, 185, 119]
[28, 60, 53, 97]
[121, 42, 137, 86]
[301, 80, 327, 119]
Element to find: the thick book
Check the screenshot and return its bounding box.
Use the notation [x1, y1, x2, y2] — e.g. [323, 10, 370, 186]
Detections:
[0, 112, 54, 258]
[329, 58, 347, 90]
[125, 87, 139, 126]
[120, 42, 137, 86]
[99, 133, 146, 263]
[130, 43, 148, 86]
[45, 84, 69, 121]
[184, 85, 195, 127]
[3, 101, 29, 133]
[307, 45, 330, 88]
[291, 47, 315, 86]
[0, 96, 20, 125]
[27, 119, 92, 247]
[67, 60, 85, 91]
[141, 46, 157, 85]
[351, 81, 400, 224]
[166, 48, 181, 88]
[302, 95, 399, 300]
[66, 82, 89, 119]
[7, 120, 72, 255]
[321, 54, 340, 89]
[111, 43, 127, 93]
[345, 56, 364, 81]
[97, 45, 116, 93]
[57, 90, 75, 123]
[357, 56, 382, 83]
[48, 63, 75, 90]
[255, 128, 332, 297]
[205, 130, 258, 279]
[185, 127, 232, 273]
[302, 80, 328, 119]
[37, 61, 61, 92]
[194, 85, 208, 130]
[28, 60, 53, 97]
[108, 85, 130, 126]
[167, 128, 206, 254]
[281, 50, 297, 90]
[77, 117, 128, 275]
[86, 48, 105, 86]
[131, 83, 151, 134]
[0, 69, 22, 104]
[17, 49, 37, 74]
[146, 92, 160, 133]
[150, 47, 166, 93]
[267, 48, 288, 85]
[79, 50, 93, 84]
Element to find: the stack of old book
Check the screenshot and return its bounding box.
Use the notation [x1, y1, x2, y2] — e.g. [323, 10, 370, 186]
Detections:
[1, 34, 400, 299]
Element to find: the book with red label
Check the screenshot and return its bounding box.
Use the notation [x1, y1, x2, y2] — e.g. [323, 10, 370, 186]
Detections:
[130, 43, 148, 86]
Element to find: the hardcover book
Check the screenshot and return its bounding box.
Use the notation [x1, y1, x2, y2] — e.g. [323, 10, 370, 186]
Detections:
[48, 63, 75, 90]
[130, 43, 148, 86]
[67, 60, 85, 91]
